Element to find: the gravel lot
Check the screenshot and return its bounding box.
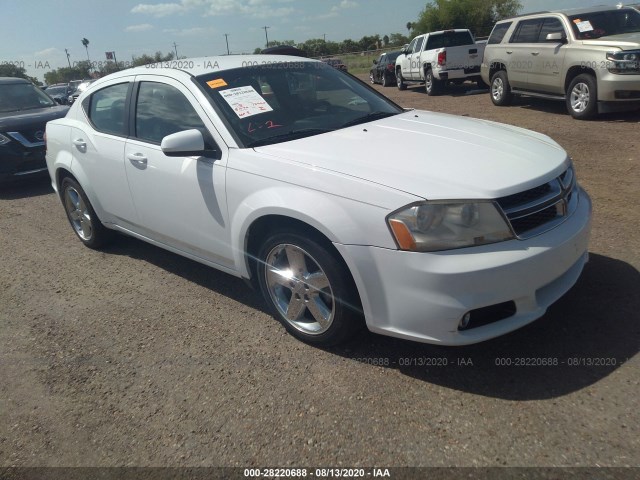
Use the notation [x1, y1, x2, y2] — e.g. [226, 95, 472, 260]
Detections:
[1, 76, 639, 472]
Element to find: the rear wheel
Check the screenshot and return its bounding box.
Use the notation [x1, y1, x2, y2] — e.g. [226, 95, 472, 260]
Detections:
[566, 74, 597, 120]
[381, 72, 389, 87]
[490, 70, 512, 106]
[425, 68, 441, 96]
[396, 69, 407, 90]
[61, 177, 113, 249]
[257, 231, 361, 346]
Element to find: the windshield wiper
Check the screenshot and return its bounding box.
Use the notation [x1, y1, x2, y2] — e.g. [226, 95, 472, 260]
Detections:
[339, 111, 398, 129]
[247, 128, 332, 148]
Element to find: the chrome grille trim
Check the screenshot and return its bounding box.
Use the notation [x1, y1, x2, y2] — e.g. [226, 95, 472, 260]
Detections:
[497, 166, 578, 239]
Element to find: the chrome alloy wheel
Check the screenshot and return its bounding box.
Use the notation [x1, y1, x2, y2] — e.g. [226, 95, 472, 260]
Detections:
[264, 243, 335, 335]
[64, 186, 93, 241]
[492, 77, 504, 101]
[570, 82, 590, 113]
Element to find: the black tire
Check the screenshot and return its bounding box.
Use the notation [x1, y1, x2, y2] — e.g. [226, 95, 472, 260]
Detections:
[60, 177, 113, 249]
[425, 68, 441, 96]
[256, 231, 361, 346]
[369, 72, 375, 84]
[381, 72, 389, 87]
[566, 74, 598, 120]
[490, 70, 512, 106]
[396, 69, 407, 90]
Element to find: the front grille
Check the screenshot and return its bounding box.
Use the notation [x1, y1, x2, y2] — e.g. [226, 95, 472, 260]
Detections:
[497, 166, 578, 239]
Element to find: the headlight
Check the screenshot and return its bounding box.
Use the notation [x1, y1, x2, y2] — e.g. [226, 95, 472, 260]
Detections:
[606, 50, 640, 74]
[0, 133, 11, 146]
[387, 201, 514, 252]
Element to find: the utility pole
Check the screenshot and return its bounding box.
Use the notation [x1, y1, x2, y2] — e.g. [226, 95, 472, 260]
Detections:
[224, 34, 230, 55]
[173, 42, 179, 59]
[263, 26, 270, 48]
[65, 49, 72, 68]
[323, 33, 326, 42]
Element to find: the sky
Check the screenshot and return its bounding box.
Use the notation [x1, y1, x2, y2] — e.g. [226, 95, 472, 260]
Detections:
[0, 0, 629, 81]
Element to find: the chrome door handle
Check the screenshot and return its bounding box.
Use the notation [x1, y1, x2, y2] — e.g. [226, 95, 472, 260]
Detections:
[72, 138, 86, 148]
[127, 153, 147, 165]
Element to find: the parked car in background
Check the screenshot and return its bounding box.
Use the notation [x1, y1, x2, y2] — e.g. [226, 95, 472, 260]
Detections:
[370, 50, 402, 87]
[45, 84, 73, 105]
[481, 6, 640, 119]
[0, 77, 68, 182]
[67, 79, 96, 105]
[396, 29, 486, 95]
[320, 58, 348, 71]
[46, 55, 591, 347]
[261, 45, 307, 57]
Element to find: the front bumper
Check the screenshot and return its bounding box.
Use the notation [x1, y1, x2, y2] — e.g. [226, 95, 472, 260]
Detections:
[0, 143, 48, 182]
[597, 71, 640, 103]
[335, 187, 592, 346]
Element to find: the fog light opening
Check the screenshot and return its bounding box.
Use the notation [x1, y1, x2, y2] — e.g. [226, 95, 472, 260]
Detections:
[459, 312, 472, 330]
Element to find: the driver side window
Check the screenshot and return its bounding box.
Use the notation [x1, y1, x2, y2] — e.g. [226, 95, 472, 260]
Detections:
[135, 82, 206, 145]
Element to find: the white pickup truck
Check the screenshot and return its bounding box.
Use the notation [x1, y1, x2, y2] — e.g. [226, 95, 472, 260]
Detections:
[395, 29, 487, 95]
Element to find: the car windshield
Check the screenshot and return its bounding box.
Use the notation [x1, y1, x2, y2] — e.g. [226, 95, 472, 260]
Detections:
[0, 82, 56, 112]
[568, 9, 640, 39]
[197, 62, 402, 148]
[46, 86, 67, 95]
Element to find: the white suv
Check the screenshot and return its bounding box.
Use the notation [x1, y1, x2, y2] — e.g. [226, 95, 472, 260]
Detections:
[481, 6, 640, 119]
[46, 56, 592, 346]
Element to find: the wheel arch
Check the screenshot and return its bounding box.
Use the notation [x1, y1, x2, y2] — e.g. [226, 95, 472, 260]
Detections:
[564, 66, 596, 93]
[489, 62, 507, 81]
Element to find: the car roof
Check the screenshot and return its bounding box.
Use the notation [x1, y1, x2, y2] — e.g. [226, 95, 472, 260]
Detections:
[104, 55, 317, 81]
[0, 77, 31, 85]
[498, 5, 637, 21]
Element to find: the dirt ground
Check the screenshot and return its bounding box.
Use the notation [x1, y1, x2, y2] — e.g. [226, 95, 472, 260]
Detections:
[1, 77, 639, 472]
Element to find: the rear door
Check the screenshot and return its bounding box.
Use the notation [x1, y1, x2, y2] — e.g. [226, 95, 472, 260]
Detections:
[506, 18, 545, 88]
[123, 76, 233, 268]
[408, 35, 425, 80]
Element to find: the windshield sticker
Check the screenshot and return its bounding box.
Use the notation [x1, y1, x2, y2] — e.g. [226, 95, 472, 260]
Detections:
[207, 78, 228, 89]
[219, 86, 273, 119]
[576, 20, 594, 33]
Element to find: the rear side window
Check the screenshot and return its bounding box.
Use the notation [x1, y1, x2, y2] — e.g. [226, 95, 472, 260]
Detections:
[510, 19, 544, 43]
[488, 22, 512, 44]
[135, 82, 206, 144]
[87, 83, 129, 136]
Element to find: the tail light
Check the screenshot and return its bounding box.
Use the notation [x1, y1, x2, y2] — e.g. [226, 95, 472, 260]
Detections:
[387, 64, 394, 71]
[437, 50, 446, 66]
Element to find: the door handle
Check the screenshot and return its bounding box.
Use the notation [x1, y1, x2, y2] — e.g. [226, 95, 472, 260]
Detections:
[72, 138, 86, 148]
[127, 153, 147, 165]
[531, 52, 540, 56]
[506, 51, 513, 54]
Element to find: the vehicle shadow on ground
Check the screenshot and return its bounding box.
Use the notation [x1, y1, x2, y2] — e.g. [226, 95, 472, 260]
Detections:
[104, 234, 638, 400]
[404, 83, 488, 97]
[0, 176, 53, 200]
[104, 235, 267, 312]
[330, 253, 639, 400]
[516, 98, 640, 122]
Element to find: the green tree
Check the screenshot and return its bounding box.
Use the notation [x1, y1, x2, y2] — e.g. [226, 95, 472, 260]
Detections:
[412, 0, 521, 38]
[43, 61, 92, 85]
[131, 51, 175, 67]
[389, 33, 410, 46]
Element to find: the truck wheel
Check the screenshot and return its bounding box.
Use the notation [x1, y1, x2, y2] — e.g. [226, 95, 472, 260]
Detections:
[396, 69, 407, 91]
[566, 74, 598, 120]
[490, 70, 512, 106]
[425, 69, 441, 96]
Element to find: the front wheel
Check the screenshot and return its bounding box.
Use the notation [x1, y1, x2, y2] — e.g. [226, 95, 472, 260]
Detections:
[490, 70, 512, 106]
[425, 69, 441, 96]
[566, 74, 598, 120]
[396, 69, 407, 90]
[369, 72, 375, 84]
[61, 177, 113, 249]
[257, 232, 361, 346]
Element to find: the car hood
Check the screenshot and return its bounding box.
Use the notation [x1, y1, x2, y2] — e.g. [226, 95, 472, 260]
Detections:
[0, 105, 69, 129]
[254, 110, 569, 200]
[581, 33, 640, 48]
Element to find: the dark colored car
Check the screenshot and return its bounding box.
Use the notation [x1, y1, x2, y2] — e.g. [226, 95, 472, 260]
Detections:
[320, 58, 348, 71]
[44, 84, 73, 105]
[0, 77, 68, 182]
[370, 51, 401, 87]
[67, 79, 96, 105]
[261, 45, 307, 57]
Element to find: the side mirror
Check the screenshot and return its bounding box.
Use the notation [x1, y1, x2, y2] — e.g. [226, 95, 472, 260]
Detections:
[373, 59, 378, 65]
[402, 44, 409, 54]
[546, 32, 566, 43]
[161, 129, 206, 157]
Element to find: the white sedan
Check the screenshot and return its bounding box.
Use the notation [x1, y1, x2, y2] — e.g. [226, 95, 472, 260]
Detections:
[46, 55, 592, 346]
